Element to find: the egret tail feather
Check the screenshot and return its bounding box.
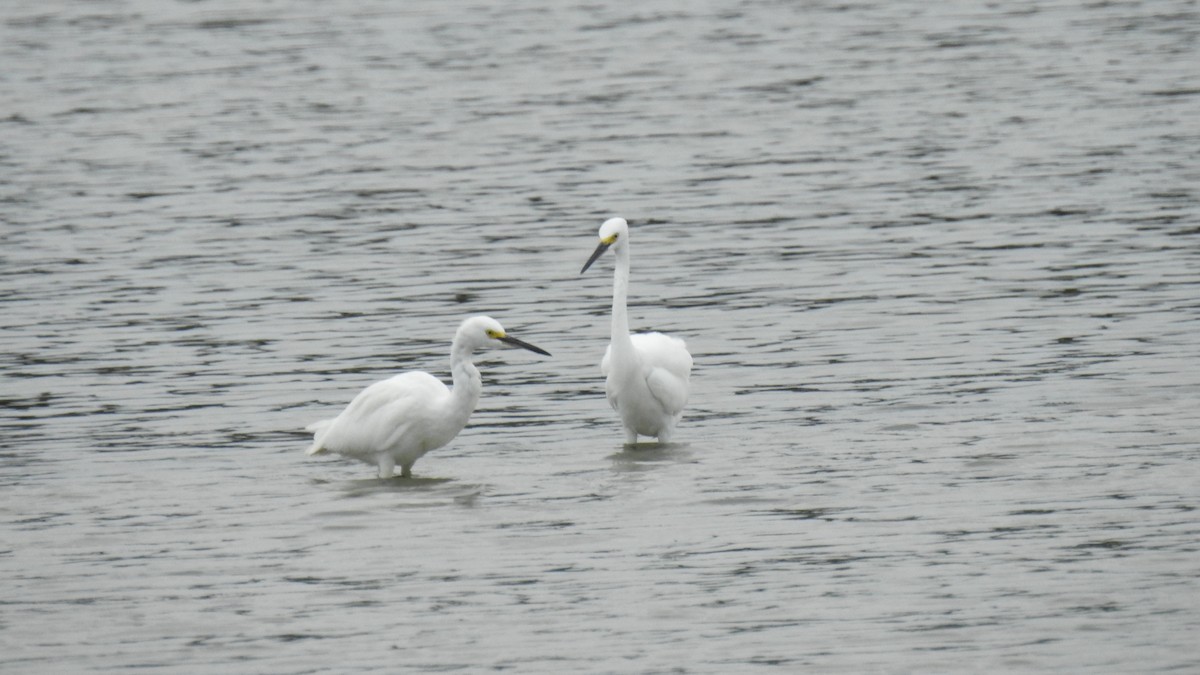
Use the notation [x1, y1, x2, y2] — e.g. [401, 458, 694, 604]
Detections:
[305, 419, 334, 455]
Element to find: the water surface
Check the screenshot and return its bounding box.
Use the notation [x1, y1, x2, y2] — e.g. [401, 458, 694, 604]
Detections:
[2, 0, 1199, 672]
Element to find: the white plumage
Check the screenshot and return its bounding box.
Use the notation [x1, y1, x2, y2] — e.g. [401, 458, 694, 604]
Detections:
[306, 315, 549, 478]
[582, 217, 693, 443]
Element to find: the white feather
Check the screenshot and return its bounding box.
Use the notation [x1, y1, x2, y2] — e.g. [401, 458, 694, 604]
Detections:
[304, 316, 548, 478]
[585, 218, 693, 443]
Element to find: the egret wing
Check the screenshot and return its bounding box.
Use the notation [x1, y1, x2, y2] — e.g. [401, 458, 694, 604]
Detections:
[631, 332, 692, 381]
[308, 372, 447, 454]
[632, 332, 692, 415]
[600, 344, 620, 411]
[645, 366, 689, 416]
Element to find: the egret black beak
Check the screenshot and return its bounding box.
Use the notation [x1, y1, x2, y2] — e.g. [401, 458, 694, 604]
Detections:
[580, 240, 611, 274]
[499, 335, 551, 356]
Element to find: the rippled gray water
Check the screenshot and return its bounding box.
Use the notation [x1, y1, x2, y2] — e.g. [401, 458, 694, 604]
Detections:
[3, 0, 1199, 672]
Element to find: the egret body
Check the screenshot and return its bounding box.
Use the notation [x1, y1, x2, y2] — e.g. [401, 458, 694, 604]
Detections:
[306, 315, 549, 478]
[581, 217, 693, 443]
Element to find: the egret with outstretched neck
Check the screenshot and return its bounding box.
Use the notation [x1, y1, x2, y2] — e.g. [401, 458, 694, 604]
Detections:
[305, 315, 550, 478]
[581, 217, 692, 444]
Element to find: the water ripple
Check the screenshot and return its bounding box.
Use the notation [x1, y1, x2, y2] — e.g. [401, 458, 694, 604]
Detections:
[2, 0, 1198, 673]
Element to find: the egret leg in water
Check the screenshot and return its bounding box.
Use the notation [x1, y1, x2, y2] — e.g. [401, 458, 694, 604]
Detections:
[581, 217, 693, 444]
[305, 315, 550, 478]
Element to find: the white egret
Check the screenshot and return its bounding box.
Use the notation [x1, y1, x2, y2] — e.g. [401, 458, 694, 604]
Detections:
[305, 315, 550, 478]
[581, 217, 693, 443]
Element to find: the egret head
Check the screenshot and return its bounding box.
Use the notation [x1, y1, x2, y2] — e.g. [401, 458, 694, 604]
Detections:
[457, 315, 551, 356]
[580, 217, 629, 274]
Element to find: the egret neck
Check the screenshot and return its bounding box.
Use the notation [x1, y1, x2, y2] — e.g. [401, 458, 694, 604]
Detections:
[449, 336, 483, 424]
[609, 237, 637, 364]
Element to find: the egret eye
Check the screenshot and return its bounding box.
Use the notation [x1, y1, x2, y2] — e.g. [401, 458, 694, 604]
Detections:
[486, 329, 502, 339]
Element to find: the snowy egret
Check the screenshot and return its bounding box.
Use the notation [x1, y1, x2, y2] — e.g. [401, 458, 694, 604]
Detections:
[581, 217, 693, 443]
[305, 315, 550, 478]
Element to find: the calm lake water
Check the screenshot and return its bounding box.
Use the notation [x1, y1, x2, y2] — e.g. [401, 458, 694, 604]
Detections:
[3, 0, 1199, 672]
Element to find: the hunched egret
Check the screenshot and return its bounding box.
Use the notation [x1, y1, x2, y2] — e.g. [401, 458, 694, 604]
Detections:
[306, 315, 550, 478]
[581, 217, 693, 443]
